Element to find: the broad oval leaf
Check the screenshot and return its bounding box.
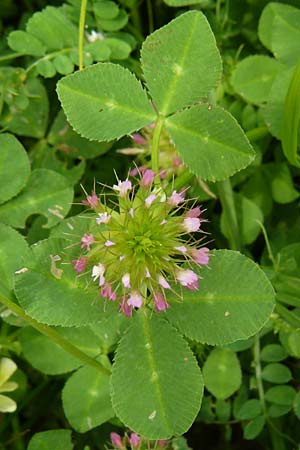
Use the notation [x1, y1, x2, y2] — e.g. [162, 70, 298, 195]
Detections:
[8, 30, 45, 56]
[261, 344, 287, 362]
[0, 223, 29, 299]
[14, 238, 116, 326]
[165, 104, 255, 181]
[0, 134, 30, 204]
[62, 356, 113, 432]
[27, 430, 73, 450]
[263, 67, 298, 141]
[111, 312, 203, 439]
[0, 169, 73, 228]
[265, 385, 296, 406]
[166, 250, 275, 345]
[261, 363, 292, 384]
[220, 193, 264, 245]
[258, 2, 300, 65]
[236, 399, 262, 421]
[141, 11, 222, 116]
[57, 63, 155, 142]
[203, 348, 241, 400]
[231, 55, 283, 105]
[19, 326, 102, 375]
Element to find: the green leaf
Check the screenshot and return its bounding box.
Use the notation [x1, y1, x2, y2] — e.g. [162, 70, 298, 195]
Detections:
[57, 63, 155, 142]
[164, 0, 209, 5]
[293, 390, 300, 419]
[265, 385, 296, 406]
[141, 11, 222, 116]
[105, 38, 131, 60]
[203, 348, 241, 400]
[8, 30, 45, 56]
[31, 143, 85, 187]
[258, 2, 300, 65]
[0, 78, 49, 138]
[215, 399, 231, 422]
[261, 344, 287, 362]
[262, 67, 295, 140]
[53, 55, 74, 75]
[268, 404, 291, 418]
[242, 170, 273, 218]
[62, 356, 113, 432]
[166, 250, 275, 345]
[48, 110, 112, 159]
[231, 55, 283, 105]
[280, 330, 300, 358]
[243, 415, 265, 440]
[86, 40, 111, 62]
[264, 163, 299, 203]
[98, 9, 128, 31]
[93, 1, 119, 19]
[0, 134, 30, 204]
[19, 326, 102, 375]
[165, 104, 254, 182]
[0, 169, 73, 228]
[0, 223, 29, 299]
[261, 363, 292, 384]
[36, 59, 56, 78]
[111, 312, 203, 439]
[26, 6, 77, 52]
[282, 61, 300, 167]
[14, 238, 114, 327]
[221, 193, 264, 245]
[236, 399, 262, 420]
[27, 430, 73, 450]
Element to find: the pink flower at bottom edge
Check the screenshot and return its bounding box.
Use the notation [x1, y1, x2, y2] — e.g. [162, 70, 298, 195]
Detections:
[153, 291, 170, 312]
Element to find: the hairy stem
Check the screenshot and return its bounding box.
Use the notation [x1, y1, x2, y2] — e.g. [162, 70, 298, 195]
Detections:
[217, 178, 241, 251]
[0, 294, 110, 376]
[79, 0, 88, 71]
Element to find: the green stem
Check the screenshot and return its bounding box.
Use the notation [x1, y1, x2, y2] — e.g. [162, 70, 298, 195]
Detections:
[26, 47, 72, 73]
[217, 179, 241, 251]
[151, 115, 164, 181]
[11, 416, 25, 450]
[146, 0, 154, 33]
[171, 171, 194, 193]
[245, 126, 269, 142]
[79, 0, 88, 71]
[253, 335, 266, 415]
[0, 295, 110, 376]
[256, 220, 277, 269]
[130, 4, 143, 38]
[0, 53, 24, 63]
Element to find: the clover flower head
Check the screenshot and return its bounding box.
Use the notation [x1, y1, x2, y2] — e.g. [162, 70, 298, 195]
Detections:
[73, 174, 210, 317]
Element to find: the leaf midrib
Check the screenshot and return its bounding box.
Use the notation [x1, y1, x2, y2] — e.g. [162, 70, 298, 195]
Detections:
[166, 113, 253, 157]
[141, 314, 172, 434]
[60, 83, 155, 121]
[160, 14, 198, 116]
